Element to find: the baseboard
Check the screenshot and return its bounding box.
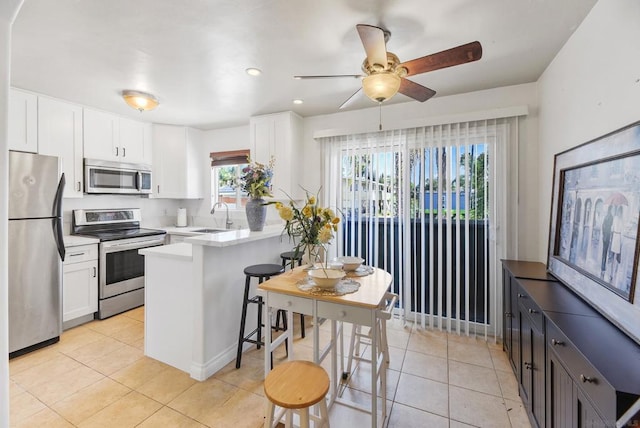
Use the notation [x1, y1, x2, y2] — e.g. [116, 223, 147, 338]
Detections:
[189, 343, 237, 381]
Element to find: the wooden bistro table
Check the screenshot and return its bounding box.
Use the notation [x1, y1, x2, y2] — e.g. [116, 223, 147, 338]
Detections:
[259, 265, 393, 428]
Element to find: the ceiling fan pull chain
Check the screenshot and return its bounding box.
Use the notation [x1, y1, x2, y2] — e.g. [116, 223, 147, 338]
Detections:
[379, 102, 383, 131]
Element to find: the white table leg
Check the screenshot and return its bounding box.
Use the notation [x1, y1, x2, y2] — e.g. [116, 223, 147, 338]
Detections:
[330, 320, 338, 402]
[287, 308, 294, 361]
[264, 293, 273, 378]
[370, 311, 377, 428]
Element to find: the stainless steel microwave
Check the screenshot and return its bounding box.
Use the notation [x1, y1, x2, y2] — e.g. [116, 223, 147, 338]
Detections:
[84, 159, 152, 194]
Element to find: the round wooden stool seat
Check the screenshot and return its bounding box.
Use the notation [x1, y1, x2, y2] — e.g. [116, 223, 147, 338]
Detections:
[264, 361, 330, 428]
[264, 360, 329, 409]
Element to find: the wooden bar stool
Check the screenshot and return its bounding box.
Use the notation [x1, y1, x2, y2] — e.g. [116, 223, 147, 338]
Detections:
[236, 263, 286, 369]
[264, 360, 330, 428]
[278, 250, 306, 338]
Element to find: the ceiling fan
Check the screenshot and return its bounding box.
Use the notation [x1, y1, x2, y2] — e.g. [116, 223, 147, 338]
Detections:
[294, 24, 483, 109]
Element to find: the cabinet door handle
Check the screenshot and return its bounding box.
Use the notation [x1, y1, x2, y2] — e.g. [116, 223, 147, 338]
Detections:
[77, 181, 82, 192]
[115, 146, 118, 156]
[93, 267, 97, 277]
[157, 185, 160, 193]
[68, 252, 85, 257]
[518, 293, 525, 298]
[505, 312, 512, 318]
[528, 308, 538, 314]
[524, 362, 532, 370]
[122, 147, 126, 157]
[551, 339, 564, 346]
[580, 374, 595, 383]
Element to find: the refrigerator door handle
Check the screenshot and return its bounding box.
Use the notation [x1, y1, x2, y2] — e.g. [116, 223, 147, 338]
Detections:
[53, 173, 65, 218]
[53, 218, 65, 261]
[52, 173, 66, 261]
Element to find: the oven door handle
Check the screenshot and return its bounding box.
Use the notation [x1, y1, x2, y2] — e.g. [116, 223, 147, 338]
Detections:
[102, 238, 165, 252]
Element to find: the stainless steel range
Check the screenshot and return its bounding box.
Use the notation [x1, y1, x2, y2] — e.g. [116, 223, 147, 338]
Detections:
[72, 208, 166, 319]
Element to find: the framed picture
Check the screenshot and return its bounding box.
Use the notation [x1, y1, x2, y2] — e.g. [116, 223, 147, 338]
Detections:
[548, 121, 640, 344]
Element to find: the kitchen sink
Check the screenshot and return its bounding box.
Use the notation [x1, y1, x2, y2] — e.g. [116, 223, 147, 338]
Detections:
[192, 228, 227, 233]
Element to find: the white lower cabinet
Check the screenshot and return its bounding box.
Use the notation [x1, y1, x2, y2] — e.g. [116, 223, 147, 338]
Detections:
[63, 244, 98, 328]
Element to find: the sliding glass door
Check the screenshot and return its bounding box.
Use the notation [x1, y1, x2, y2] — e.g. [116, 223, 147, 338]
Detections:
[322, 119, 513, 337]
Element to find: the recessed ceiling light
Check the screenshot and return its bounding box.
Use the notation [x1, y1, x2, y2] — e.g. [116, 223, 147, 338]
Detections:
[293, 99, 304, 105]
[245, 68, 262, 76]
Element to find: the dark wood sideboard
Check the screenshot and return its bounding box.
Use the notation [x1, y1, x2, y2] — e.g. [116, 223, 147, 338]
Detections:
[502, 260, 640, 428]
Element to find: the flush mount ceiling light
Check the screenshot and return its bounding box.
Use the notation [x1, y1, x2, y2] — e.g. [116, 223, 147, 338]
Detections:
[292, 99, 304, 105]
[245, 68, 262, 76]
[122, 90, 159, 112]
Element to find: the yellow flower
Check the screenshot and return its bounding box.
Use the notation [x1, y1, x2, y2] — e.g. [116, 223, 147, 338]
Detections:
[324, 208, 335, 219]
[318, 227, 333, 244]
[275, 202, 283, 209]
[308, 196, 316, 205]
[332, 217, 340, 224]
[278, 206, 293, 221]
[302, 205, 312, 217]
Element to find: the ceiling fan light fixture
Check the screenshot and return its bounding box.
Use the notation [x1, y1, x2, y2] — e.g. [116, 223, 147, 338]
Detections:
[362, 72, 401, 103]
[122, 90, 159, 112]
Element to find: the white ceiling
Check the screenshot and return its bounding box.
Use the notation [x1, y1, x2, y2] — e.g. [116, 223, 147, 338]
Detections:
[11, 0, 597, 130]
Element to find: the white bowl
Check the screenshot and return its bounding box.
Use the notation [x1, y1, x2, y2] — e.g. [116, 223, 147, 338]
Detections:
[308, 268, 346, 289]
[337, 256, 365, 271]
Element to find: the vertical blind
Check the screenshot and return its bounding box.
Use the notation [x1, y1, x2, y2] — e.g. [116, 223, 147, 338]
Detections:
[320, 118, 517, 338]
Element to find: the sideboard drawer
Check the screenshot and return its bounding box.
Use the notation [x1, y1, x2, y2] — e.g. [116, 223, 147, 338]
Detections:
[516, 285, 544, 332]
[546, 320, 616, 420]
[267, 292, 313, 316]
[317, 301, 372, 326]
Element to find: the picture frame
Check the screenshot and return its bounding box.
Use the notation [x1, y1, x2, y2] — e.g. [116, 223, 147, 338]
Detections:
[548, 121, 640, 345]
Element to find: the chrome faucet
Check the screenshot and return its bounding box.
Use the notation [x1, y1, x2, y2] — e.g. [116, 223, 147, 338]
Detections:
[211, 201, 233, 229]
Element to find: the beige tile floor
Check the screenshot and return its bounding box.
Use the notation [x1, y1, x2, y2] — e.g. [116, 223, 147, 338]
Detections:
[9, 307, 532, 428]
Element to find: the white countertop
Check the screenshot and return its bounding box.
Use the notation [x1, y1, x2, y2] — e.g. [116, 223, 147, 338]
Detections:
[159, 226, 225, 236]
[185, 224, 285, 248]
[64, 235, 100, 247]
[139, 243, 192, 261]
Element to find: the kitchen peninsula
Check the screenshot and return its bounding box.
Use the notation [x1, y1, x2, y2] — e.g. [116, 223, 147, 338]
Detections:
[139, 225, 292, 381]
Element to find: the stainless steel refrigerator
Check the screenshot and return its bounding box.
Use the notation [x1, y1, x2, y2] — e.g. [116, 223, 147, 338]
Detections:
[8, 151, 65, 356]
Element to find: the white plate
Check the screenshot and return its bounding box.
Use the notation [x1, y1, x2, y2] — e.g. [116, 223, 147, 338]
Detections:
[351, 265, 374, 276]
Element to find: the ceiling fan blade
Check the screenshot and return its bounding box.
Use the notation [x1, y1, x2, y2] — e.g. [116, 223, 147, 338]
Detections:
[398, 78, 436, 102]
[400, 41, 483, 76]
[339, 88, 363, 110]
[356, 24, 388, 67]
[294, 74, 362, 79]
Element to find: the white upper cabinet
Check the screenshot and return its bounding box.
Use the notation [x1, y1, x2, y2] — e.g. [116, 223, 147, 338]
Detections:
[8, 88, 38, 153]
[250, 111, 302, 200]
[38, 96, 84, 198]
[83, 108, 119, 160]
[152, 124, 203, 199]
[119, 117, 152, 164]
[83, 107, 151, 165]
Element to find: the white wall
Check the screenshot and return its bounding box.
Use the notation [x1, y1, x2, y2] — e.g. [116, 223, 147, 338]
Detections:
[537, 0, 640, 342]
[302, 83, 540, 260]
[1, 3, 25, 426]
[538, 0, 640, 261]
